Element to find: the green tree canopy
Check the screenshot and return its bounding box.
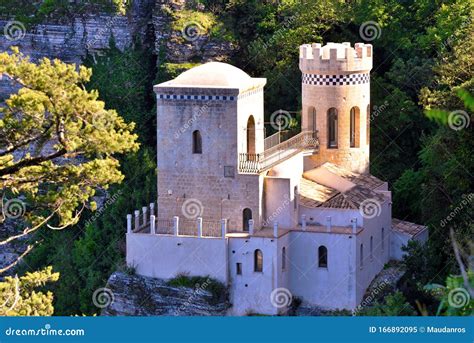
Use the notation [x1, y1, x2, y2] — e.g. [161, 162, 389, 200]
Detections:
[0, 47, 139, 256]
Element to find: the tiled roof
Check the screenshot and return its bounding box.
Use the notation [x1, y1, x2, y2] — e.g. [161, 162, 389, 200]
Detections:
[299, 178, 339, 208]
[392, 218, 428, 237]
[322, 162, 385, 190]
[299, 164, 386, 210]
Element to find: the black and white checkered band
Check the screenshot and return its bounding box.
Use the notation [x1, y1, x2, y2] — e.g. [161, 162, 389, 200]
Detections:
[157, 94, 236, 101]
[156, 87, 263, 102]
[302, 73, 370, 86]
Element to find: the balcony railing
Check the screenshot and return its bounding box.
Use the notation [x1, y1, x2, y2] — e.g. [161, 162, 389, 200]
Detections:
[239, 130, 319, 174]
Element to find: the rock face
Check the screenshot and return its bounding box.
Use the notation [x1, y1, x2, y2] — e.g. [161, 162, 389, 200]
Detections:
[152, 0, 236, 65]
[0, 0, 155, 64]
[102, 272, 230, 316]
[0, 0, 236, 98]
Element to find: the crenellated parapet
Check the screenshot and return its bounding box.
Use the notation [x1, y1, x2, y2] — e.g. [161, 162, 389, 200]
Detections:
[299, 42, 373, 74]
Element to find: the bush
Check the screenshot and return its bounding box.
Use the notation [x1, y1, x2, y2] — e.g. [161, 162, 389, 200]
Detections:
[167, 273, 228, 305]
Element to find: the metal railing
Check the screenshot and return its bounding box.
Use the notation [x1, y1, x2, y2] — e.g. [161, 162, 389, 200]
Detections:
[239, 130, 319, 173]
[264, 129, 300, 150]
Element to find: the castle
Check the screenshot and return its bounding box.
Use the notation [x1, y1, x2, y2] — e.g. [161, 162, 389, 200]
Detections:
[125, 42, 428, 315]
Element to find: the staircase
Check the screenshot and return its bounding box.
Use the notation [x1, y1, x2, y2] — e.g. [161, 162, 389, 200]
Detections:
[238, 130, 319, 174]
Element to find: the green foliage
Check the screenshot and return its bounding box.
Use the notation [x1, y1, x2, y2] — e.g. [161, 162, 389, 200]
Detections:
[425, 272, 474, 316]
[0, 0, 128, 26]
[22, 44, 157, 315]
[0, 47, 139, 232]
[357, 291, 417, 316]
[0, 267, 59, 316]
[163, 62, 202, 79]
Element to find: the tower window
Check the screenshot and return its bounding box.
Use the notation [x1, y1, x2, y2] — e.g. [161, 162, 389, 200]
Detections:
[381, 227, 385, 251]
[360, 244, 364, 268]
[350, 107, 360, 148]
[242, 208, 252, 232]
[366, 104, 370, 145]
[327, 108, 338, 148]
[309, 107, 316, 133]
[282, 247, 286, 271]
[236, 263, 242, 275]
[254, 249, 263, 272]
[318, 245, 328, 268]
[370, 236, 373, 260]
[192, 130, 202, 154]
[294, 186, 298, 210]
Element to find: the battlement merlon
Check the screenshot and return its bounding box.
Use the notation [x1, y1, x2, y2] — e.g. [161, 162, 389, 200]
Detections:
[299, 42, 373, 74]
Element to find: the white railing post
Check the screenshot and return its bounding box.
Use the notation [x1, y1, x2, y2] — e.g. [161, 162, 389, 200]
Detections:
[149, 202, 155, 217]
[173, 216, 179, 236]
[134, 210, 140, 231]
[127, 214, 132, 233]
[273, 221, 278, 238]
[197, 217, 203, 238]
[302, 214, 307, 231]
[221, 219, 227, 238]
[248, 219, 254, 235]
[150, 215, 156, 234]
[351, 218, 357, 234]
[326, 216, 331, 232]
[142, 207, 148, 226]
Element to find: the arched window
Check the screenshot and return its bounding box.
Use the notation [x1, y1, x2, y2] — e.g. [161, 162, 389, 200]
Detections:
[327, 108, 338, 148]
[192, 130, 202, 154]
[360, 244, 364, 268]
[370, 236, 373, 260]
[350, 107, 360, 148]
[294, 186, 298, 210]
[308, 107, 316, 133]
[366, 104, 370, 145]
[381, 227, 385, 251]
[242, 208, 252, 232]
[282, 247, 286, 271]
[318, 245, 328, 268]
[254, 249, 263, 272]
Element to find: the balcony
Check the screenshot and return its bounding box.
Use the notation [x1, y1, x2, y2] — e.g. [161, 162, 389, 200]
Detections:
[238, 130, 319, 174]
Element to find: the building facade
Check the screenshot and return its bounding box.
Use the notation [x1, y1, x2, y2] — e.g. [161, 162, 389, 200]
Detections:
[126, 42, 428, 316]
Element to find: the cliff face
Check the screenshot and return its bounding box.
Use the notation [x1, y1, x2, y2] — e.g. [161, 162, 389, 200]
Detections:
[102, 272, 230, 316]
[0, 0, 155, 64]
[0, 0, 235, 98]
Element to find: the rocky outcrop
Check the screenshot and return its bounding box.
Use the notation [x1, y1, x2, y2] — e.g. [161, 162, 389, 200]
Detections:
[0, 0, 155, 64]
[152, 0, 236, 65]
[102, 272, 230, 316]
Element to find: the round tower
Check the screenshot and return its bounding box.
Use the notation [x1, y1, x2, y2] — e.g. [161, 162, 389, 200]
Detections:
[299, 42, 373, 174]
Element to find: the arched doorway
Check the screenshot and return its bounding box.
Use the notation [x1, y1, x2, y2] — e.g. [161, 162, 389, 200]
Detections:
[246, 116, 256, 155]
[243, 208, 252, 232]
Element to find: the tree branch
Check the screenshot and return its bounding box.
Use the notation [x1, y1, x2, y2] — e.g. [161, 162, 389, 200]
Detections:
[0, 148, 67, 177]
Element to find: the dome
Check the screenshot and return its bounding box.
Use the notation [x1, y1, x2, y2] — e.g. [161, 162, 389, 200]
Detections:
[170, 62, 253, 89]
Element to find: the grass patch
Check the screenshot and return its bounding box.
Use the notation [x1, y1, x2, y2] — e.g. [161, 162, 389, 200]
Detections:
[163, 62, 202, 79]
[167, 273, 228, 305]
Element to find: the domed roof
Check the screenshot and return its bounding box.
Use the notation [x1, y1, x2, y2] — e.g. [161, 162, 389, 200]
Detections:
[169, 62, 253, 89]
